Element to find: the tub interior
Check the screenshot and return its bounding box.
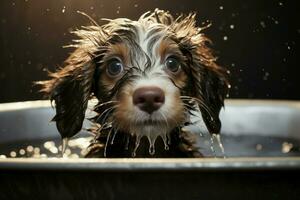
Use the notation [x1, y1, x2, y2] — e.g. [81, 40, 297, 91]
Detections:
[1, 100, 300, 158]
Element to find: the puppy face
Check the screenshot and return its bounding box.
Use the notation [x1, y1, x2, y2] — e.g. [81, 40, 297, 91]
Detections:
[97, 29, 189, 145]
[40, 10, 229, 153]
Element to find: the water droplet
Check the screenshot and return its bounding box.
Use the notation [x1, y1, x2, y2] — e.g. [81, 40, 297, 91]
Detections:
[161, 134, 169, 150]
[149, 144, 155, 155]
[90, 6, 94, 10]
[279, 2, 283, 6]
[62, 6, 66, 13]
[132, 135, 141, 157]
[219, 6, 224, 10]
[229, 24, 234, 29]
[223, 36, 228, 41]
[214, 134, 226, 158]
[210, 137, 216, 157]
[134, 4, 138, 7]
[116, 6, 121, 14]
[260, 21, 266, 28]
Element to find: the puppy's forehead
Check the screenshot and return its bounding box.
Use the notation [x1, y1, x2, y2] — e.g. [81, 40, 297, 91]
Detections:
[106, 19, 174, 70]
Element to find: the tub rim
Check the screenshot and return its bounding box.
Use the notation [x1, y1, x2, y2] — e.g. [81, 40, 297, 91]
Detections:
[1, 99, 300, 171]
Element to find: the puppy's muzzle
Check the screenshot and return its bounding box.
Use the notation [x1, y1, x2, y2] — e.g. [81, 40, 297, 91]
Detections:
[133, 86, 165, 114]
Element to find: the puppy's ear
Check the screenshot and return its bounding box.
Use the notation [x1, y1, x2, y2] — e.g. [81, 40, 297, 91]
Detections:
[186, 54, 228, 134]
[39, 48, 96, 139]
[174, 14, 229, 134]
[198, 66, 228, 134]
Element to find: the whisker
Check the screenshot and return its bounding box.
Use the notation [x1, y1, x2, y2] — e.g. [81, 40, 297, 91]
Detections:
[159, 111, 169, 129]
[96, 105, 118, 124]
[94, 101, 118, 109]
[99, 105, 119, 125]
[180, 96, 214, 119]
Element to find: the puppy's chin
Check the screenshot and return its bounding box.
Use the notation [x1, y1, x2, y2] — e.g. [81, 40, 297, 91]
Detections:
[129, 121, 172, 155]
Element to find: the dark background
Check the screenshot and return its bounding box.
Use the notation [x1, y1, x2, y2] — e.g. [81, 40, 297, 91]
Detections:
[0, 0, 299, 103]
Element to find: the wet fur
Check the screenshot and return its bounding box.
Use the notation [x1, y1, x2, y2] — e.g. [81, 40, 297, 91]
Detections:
[38, 9, 229, 158]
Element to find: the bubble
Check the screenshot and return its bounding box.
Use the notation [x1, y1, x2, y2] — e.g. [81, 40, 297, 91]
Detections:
[134, 4, 138, 7]
[44, 141, 55, 149]
[219, 6, 224, 10]
[34, 147, 40, 154]
[230, 24, 234, 29]
[19, 149, 26, 155]
[69, 154, 79, 158]
[26, 145, 34, 152]
[40, 154, 47, 158]
[10, 151, 17, 157]
[256, 144, 263, 151]
[223, 36, 228, 41]
[282, 142, 293, 153]
[62, 6, 66, 13]
[49, 147, 58, 154]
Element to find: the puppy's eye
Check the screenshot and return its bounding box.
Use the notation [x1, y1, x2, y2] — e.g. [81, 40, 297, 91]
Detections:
[106, 59, 124, 77]
[165, 56, 181, 73]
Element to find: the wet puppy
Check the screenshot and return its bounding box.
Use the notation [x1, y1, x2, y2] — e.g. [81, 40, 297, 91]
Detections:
[39, 9, 229, 158]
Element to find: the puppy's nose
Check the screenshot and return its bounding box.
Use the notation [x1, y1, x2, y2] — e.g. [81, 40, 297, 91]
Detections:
[133, 87, 165, 114]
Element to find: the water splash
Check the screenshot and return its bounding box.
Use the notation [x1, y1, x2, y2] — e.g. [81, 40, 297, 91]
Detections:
[215, 134, 226, 158]
[61, 137, 68, 157]
[211, 133, 226, 158]
[210, 136, 217, 157]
